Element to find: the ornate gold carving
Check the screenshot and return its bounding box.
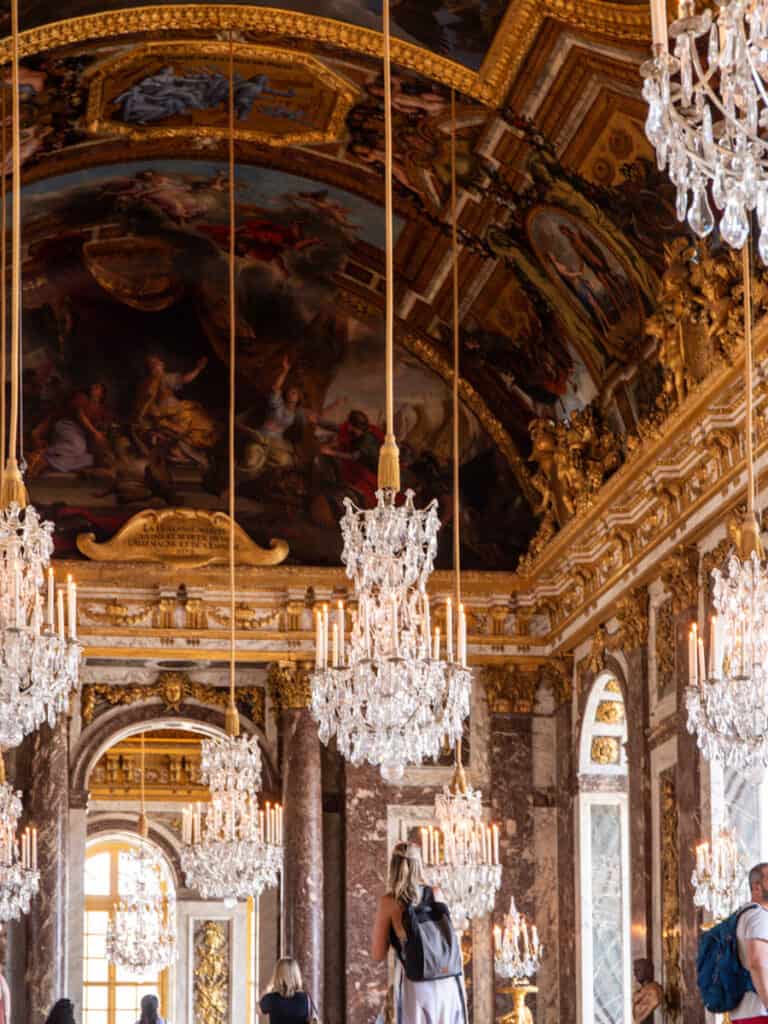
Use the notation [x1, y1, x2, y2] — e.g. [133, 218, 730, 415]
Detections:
[77, 508, 289, 567]
[655, 597, 675, 701]
[604, 679, 621, 694]
[528, 409, 621, 528]
[208, 604, 281, 631]
[84, 41, 359, 147]
[595, 700, 624, 724]
[614, 587, 649, 651]
[83, 598, 155, 628]
[590, 736, 620, 765]
[540, 657, 573, 707]
[660, 545, 699, 614]
[661, 772, 682, 1020]
[587, 627, 608, 675]
[82, 670, 266, 728]
[194, 921, 229, 1024]
[482, 664, 539, 714]
[266, 661, 312, 711]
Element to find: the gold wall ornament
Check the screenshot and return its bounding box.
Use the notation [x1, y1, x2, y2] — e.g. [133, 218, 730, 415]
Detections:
[660, 545, 699, 614]
[655, 597, 675, 701]
[266, 661, 312, 712]
[84, 41, 360, 147]
[481, 664, 539, 714]
[614, 586, 649, 651]
[83, 598, 156, 628]
[539, 656, 573, 707]
[208, 603, 281, 631]
[81, 670, 266, 728]
[595, 700, 625, 724]
[76, 507, 289, 568]
[590, 735, 620, 765]
[660, 771, 682, 1021]
[587, 626, 608, 675]
[194, 920, 229, 1024]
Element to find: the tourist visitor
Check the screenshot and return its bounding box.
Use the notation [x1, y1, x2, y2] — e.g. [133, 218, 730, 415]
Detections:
[260, 958, 317, 1023]
[136, 993, 165, 1024]
[732, 862, 768, 1021]
[43, 999, 76, 1024]
[371, 841, 467, 1024]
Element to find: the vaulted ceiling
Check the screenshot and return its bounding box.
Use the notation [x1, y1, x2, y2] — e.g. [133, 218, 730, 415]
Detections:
[1, 0, 681, 571]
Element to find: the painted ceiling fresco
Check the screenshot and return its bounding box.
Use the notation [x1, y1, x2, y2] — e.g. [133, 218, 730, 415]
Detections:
[1, 1, 671, 569]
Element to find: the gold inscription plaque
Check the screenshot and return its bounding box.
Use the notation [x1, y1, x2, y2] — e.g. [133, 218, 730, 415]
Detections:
[76, 508, 289, 568]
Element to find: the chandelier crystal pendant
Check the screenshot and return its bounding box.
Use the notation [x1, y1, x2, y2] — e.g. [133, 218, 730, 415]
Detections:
[421, 754, 502, 934]
[309, 0, 471, 783]
[0, 754, 38, 922]
[494, 896, 543, 985]
[691, 824, 747, 921]
[0, 0, 80, 750]
[642, 0, 768, 254]
[106, 734, 178, 976]
[181, 33, 282, 905]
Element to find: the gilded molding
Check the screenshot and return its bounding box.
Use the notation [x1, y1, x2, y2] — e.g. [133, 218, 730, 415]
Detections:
[194, 921, 229, 1024]
[482, 664, 539, 714]
[266, 661, 313, 712]
[661, 772, 682, 1019]
[654, 598, 675, 702]
[613, 587, 649, 651]
[81, 670, 266, 728]
[0, 7, 480, 99]
[660, 546, 699, 614]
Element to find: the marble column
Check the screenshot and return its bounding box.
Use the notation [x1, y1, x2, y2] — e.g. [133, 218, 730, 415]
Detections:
[271, 663, 325, 1013]
[26, 717, 70, 1021]
[489, 697, 535, 1019]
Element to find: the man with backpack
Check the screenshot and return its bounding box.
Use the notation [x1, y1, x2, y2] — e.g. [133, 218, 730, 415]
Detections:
[699, 862, 768, 1020]
[732, 863, 768, 1020]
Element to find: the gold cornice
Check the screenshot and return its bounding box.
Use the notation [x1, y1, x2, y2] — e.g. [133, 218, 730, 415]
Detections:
[0, 6, 480, 99]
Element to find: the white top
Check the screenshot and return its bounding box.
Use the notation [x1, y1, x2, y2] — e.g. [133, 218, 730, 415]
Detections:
[735, 905, 768, 1019]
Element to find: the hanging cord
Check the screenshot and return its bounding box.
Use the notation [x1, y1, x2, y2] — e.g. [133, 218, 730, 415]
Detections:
[376, 0, 400, 493]
[741, 243, 763, 559]
[225, 30, 239, 738]
[450, 89, 466, 793]
[1, 0, 25, 507]
[138, 731, 148, 839]
[1, 85, 6, 496]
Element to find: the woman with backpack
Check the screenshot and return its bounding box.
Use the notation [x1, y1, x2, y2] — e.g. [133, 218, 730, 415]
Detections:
[371, 841, 467, 1023]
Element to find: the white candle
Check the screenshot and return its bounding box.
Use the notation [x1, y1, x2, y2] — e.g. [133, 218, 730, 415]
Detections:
[689, 626, 696, 687]
[423, 594, 431, 651]
[31, 828, 37, 872]
[492, 824, 500, 865]
[315, 611, 322, 669]
[433, 626, 440, 661]
[494, 925, 501, 954]
[698, 637, 706, 686]
[531, 925, 539, 954]
[47, 568, 54, 628]
[459, 604, 467, 667]
[421, 827, 428, 863]
[446, 599, 453, 662]
[650, 0, 668, 50]
[337, 601, 345, 665]
[70, 582, 78, 640]
[278, 805, 283, 842]
[332, 623, 339, 668]
[259, 808, 265, 841]
[57, 589, 64, 640]
[322, 605, 329, 669]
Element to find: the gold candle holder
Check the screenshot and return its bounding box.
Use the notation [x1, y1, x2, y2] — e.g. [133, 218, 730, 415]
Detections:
[498, 983, 536, 1024]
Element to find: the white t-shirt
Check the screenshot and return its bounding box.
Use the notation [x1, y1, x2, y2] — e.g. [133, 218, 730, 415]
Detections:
[734, 905, 768, 1019]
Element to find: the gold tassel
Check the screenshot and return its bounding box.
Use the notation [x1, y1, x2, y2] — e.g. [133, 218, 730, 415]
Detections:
[0, 753, 5, 785]
[377, 434, 401, 493]
[738, 511, 764, 560]
[225, 701, 240, 738]
[0, 457, 26, 508]
[138, 812, 149, 839]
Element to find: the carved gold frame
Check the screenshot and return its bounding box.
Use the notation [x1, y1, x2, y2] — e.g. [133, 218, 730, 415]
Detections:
[83, 40, 360, 146]
[1, 2, 653, 107]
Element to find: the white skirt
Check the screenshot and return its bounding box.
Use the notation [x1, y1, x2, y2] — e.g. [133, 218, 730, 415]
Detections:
[395, 961, 467, 1024]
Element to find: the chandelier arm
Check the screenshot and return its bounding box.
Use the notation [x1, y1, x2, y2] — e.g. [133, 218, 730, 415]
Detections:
[377, 0, 400, 493]
[226, 29, 239, 735]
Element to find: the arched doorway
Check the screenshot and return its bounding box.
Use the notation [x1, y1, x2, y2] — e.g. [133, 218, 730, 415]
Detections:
[576, 672, 632, 1024]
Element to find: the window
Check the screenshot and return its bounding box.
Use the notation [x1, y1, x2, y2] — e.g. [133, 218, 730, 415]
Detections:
[577, 674, 632, 1024]
[84, 839, 173, 1024]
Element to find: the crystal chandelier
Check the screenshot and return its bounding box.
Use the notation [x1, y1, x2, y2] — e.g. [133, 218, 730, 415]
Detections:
[310, 0, 471, 783]
[106, 734, 177, 975]
[421, 757, 502, 934]
[0, 754, 39, 922]
[643, 0, 768, 254]
[691, 824, 747, 921]
[0, 0, 80, 750]
[181, 39, 282, 904]
[494, 896, 543, 985]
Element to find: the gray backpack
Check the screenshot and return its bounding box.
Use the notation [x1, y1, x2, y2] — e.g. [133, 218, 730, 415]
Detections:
[400, 887, 463, 982]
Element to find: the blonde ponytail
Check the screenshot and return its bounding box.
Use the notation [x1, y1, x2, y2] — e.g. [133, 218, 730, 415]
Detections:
[388, 841, 424, 906]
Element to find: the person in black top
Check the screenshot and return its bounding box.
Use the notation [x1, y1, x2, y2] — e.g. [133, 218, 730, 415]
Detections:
[260, 957, 314, 1023]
